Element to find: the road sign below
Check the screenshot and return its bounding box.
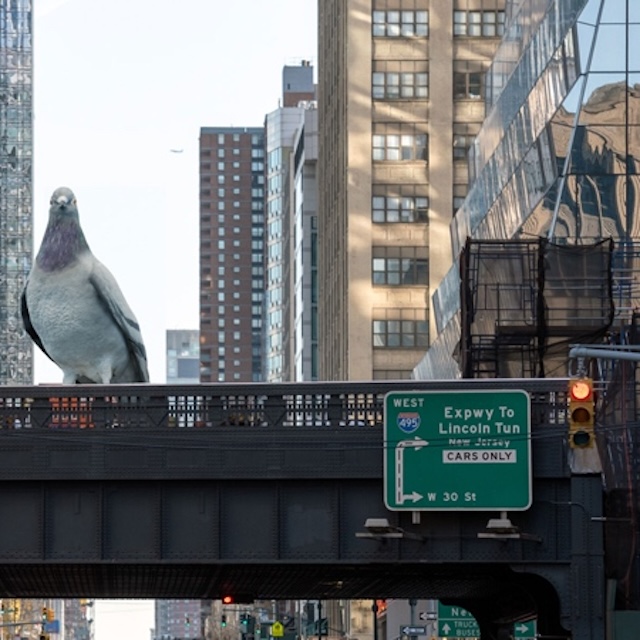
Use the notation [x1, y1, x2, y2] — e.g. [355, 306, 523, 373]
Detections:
[437, 604, 480, 638]
[514, 620, 536, 638]
[418, 611, 436, 621]
[384, 390, 531, 510]
[271, 622, 284, 637]
[399, 625, 427, 636]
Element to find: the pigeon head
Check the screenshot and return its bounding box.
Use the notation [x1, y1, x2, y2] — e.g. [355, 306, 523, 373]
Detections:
[49, 186, 79, 219]
[36, 186, 89, 272]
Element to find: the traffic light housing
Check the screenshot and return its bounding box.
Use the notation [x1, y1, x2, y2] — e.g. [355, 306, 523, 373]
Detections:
[222, 593, 254, 604]
[221, 615, 227, 628]
[568, 378, 595, 448]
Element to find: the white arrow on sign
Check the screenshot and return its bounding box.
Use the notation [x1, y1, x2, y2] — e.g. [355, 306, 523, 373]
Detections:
[400, 626, 426, 635]
[441, 623, 451, 635]
[515, 624, 528, 633]
[395, 438, 428, 505]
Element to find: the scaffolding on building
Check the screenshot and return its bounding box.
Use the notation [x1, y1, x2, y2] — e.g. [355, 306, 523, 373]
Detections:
[459, 237, 615, 379]
[459, 236, 640, 611]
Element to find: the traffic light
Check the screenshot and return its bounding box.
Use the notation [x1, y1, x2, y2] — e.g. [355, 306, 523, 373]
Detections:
[222, 593, 254, 604]
[221, 615, 227, 628]
[568, 377, 595, 448]
[47, 608, 54, 623]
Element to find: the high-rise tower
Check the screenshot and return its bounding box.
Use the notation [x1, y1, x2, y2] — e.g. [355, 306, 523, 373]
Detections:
[199, 126, 266, 382]
[317, 0, 505, 380]
[0, 0, 32, 384]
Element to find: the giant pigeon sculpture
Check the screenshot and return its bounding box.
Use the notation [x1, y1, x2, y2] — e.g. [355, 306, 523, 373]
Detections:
[21, 186, 149, 383]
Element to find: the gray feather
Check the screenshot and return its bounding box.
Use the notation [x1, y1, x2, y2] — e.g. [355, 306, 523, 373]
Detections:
[21, 186, 150, 384]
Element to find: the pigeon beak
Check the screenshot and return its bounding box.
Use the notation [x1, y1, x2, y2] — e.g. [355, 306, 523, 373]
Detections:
[56, 196, 69, 206]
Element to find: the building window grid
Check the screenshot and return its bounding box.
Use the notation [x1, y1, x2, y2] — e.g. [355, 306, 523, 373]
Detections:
[372, 126, 428, 161]
[372, 71, 429, 100]
[453, 123, 481, 160]
[454, 10, 505, 37]
[372, 193, 429, 223]
[454, 60, 486, 99]
[372, 247, 428, 286]
[372, 308, 429, 348]
[372, 10, 428, 37]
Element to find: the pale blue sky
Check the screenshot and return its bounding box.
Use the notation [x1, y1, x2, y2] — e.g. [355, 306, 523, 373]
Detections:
[31, 0, 316, 635]
[32, 0, 317, 384]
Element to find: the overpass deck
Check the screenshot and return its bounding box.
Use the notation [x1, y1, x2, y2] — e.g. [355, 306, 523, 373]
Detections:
[0, 380, 603, 638]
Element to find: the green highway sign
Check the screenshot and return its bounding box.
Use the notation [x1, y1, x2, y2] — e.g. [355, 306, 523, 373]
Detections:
[437, 604, 480, 638]
[384, 390, 531, 510]
[514, 620, 536, 638]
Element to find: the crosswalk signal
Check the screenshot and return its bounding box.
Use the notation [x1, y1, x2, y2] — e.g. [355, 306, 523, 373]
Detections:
[568, 378, 595, 448]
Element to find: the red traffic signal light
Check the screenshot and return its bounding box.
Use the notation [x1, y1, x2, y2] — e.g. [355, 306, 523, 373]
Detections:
[221, 593, 254, 605]
[568, 378, 595, 448]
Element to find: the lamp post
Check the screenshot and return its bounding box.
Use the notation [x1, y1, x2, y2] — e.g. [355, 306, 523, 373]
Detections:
[371, 601, 378, 640]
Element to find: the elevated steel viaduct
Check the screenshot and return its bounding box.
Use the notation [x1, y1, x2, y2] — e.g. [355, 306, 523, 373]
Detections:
[0, 380, 604, 639]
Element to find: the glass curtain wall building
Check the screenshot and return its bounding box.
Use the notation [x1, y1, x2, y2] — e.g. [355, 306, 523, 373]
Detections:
[413, 0, 640, 617]
[416, 0, 640, 378]
[292, 107, 319, 381]
[0, 0, 32, 384]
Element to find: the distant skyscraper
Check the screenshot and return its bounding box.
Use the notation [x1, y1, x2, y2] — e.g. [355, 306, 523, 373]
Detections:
[166, 329, 200, 383]
[199, 126, 266, 382]
[264, 63, 315, 382]
[317, 0, 505, 380]
[0, 0, 33, 384]
[292, 106, 319, 381]
[155, 600, 208, 640]
[199, 62, 315, 384]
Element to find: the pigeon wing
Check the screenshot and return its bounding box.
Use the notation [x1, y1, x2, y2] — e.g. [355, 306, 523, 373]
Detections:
[89, 261, 149, 382]
[21, 286, 56, 362]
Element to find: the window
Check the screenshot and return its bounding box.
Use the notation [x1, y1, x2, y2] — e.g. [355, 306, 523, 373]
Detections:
[372, 63, 429, 99]
[454, 10, 505, 36]
[373, 316, 429, 349]
[373, 125, 428, 161]
[372, 190, 428, 223]
[453, 184, 468, 214]
[372, 247, 428, 285]
[454, 60, 486, 99]
[372, 10, 428, 37]
[453, 123, 480, 160]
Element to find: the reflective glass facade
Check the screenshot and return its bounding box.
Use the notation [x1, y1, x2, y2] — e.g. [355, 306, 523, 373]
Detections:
[416, 0, 640, 378]
[0, 0, 32, 384]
